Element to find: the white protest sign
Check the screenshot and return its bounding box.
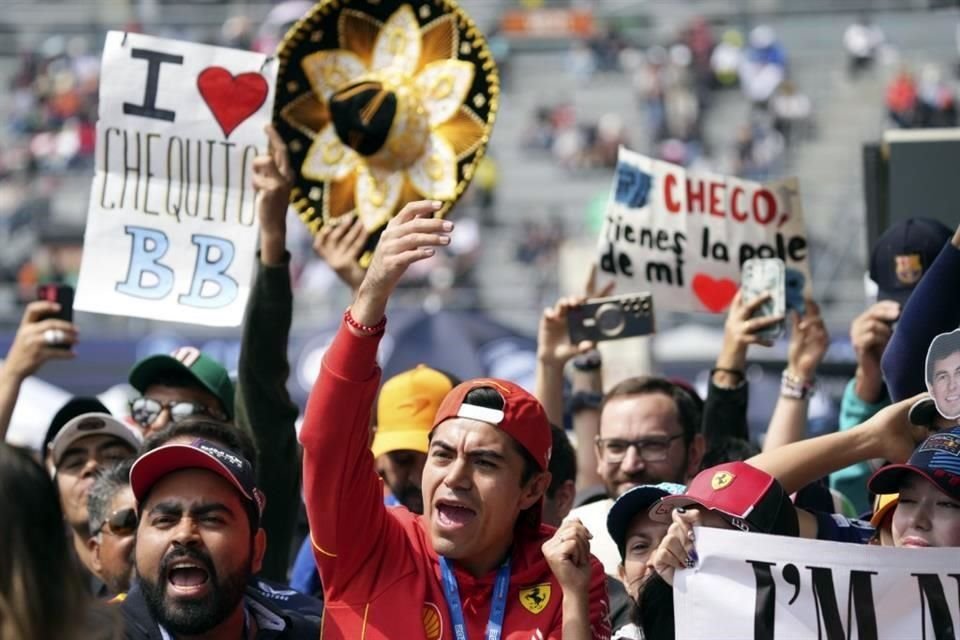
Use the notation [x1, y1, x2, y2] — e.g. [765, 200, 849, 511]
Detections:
[597, 147, 810, 314]
[675, 527, 960, 639]
[75, 31, 277, 326]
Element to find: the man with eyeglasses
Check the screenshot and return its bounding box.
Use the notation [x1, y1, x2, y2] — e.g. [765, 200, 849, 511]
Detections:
[567, 377, 705, 576]
[87, 459, 137, 597]
[47, 412, 142, 595]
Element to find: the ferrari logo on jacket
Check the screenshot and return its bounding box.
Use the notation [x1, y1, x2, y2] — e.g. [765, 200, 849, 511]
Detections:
[519, 584, 551, 614]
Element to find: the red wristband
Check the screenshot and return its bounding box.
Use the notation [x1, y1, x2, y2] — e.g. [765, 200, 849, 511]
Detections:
[344, 307, 386, 336]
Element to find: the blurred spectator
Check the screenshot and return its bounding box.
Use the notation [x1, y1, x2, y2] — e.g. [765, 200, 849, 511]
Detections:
[770, 81, 813, 147]
[843, 14, 885, 78]
[740, 26, 787, 106]
[711, 30, 743, 89]
[886, 67, 918, 127]
[568, 40, 598, 84]
[734, 117, 785, 181]
[915, 64, 957, 128]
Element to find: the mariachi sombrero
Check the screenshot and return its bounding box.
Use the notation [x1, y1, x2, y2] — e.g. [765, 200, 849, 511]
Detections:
[274, 0, 499, 265]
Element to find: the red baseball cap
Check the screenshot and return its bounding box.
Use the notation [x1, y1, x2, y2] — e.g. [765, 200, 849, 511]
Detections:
[648, 461, 799, 536]
[432, 378, 551, 471]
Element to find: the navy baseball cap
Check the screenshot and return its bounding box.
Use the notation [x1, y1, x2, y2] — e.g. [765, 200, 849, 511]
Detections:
[869, 218, 951, 305]
[869, 427, 960, 500]
[607, 482, 686, 559]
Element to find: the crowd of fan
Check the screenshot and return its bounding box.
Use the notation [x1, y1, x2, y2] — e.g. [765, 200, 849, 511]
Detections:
[2, 112, 960, 639]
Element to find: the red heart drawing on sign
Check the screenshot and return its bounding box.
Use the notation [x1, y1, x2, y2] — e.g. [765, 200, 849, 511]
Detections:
[197, 67, 268, 138]
[692, 274, 738, 313]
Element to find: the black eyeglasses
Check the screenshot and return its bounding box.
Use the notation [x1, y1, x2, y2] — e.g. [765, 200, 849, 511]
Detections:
[595, 435, 684, 464]
[129, 397, 224, 427]
[93, 508, 138, 537]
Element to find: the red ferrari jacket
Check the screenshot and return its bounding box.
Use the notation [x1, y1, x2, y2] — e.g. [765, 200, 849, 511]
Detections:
[300, 321, 610, 639]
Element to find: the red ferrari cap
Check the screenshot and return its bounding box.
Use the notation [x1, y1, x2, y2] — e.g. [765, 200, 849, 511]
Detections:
[648, 461, 798, 536]
[432, 378, 551, 471]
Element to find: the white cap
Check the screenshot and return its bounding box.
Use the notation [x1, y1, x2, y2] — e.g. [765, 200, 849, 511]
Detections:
[49, 412, 142, 467]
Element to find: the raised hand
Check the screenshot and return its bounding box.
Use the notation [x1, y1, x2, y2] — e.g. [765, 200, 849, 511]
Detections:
[787, 299, 829, 382]
[542, 518, 593, 594]
[351, 201, 451, 327]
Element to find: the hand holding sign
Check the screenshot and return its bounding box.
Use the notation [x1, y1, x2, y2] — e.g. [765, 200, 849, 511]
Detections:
[598, 147, 810, 314]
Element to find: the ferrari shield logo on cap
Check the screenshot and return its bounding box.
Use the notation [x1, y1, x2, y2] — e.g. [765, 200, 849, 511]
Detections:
[519, 584, 551, 614]
[711, 471, 735, 490]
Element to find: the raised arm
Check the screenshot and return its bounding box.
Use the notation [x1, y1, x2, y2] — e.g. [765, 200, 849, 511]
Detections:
[234, 124, 300, 581]
[881, 225, 960, 401]
[0, 301, 77, 442]
[300, 200, 451, 599]
[747, 393, 927, 495]
[535, 296, 595, 427]
[703, 290, 781, 444]
[762, 300, 829, 451]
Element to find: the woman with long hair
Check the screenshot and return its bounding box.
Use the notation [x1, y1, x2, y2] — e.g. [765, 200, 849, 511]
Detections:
[0, 442, 116, 639]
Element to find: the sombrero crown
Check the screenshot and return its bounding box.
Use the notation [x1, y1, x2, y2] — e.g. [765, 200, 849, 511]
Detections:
[275, 0, 499, 265]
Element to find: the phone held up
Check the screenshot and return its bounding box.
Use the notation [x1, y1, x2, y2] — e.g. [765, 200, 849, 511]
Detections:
[37, 284, 74, 349]
[567, 293, 655, 344]
[741, 258, 786, 341]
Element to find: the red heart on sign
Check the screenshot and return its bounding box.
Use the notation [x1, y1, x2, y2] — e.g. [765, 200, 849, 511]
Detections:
[197, 67, 268, 138]
[692, 274, 738, 313]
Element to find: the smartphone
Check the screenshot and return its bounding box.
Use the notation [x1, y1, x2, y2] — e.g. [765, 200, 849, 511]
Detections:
[37, 284, 74, 322]
[37, 284, 74, 349]
[567, 293, 655, 344]
[784, 268, 806, 316]
[741, 258, 785, 341]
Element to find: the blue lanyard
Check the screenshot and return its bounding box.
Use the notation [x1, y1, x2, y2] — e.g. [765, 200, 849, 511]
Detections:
[439, 556, 511, 640]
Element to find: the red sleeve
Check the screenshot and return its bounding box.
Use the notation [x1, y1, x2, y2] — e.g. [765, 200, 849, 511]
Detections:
[299, 320, 408, 602]
[588, 557, 612, 640]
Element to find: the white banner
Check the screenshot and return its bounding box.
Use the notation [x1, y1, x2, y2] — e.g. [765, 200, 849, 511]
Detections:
[75, 31, 277, 326]
[597, 147, 810, 314]
[676, 527, 960, 639]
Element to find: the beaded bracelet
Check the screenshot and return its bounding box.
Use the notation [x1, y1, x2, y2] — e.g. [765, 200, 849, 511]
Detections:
[781, 369, 815, 400]
[344, 307, 387, 336]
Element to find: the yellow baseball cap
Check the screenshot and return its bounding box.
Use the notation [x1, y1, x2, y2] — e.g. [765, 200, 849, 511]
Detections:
[870, 492, 899, 528]
[372, 365, 455, 459]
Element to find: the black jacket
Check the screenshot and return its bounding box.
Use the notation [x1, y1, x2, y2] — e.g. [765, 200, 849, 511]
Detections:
[118, 582, 321, 639]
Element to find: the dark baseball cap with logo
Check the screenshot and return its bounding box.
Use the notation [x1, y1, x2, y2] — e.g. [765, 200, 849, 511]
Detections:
[130, 438, 264, 525]
[869, 427, 960, 501]
[129, 347, 234, 418]
[870, 218, 952, 305]
[649, 461, 799, 537]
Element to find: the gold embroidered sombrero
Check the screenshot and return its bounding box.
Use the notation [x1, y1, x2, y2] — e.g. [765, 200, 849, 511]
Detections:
[274, 0, 499, 265]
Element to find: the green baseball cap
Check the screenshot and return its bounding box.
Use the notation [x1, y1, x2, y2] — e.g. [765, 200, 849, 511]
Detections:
[129, 347, 234, 419]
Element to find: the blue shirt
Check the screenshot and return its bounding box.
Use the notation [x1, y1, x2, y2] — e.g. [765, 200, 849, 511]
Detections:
[812, 510, 875, 544]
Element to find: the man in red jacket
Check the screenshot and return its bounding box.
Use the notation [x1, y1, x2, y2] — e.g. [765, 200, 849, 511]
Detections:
[301, 200, 610, 639]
